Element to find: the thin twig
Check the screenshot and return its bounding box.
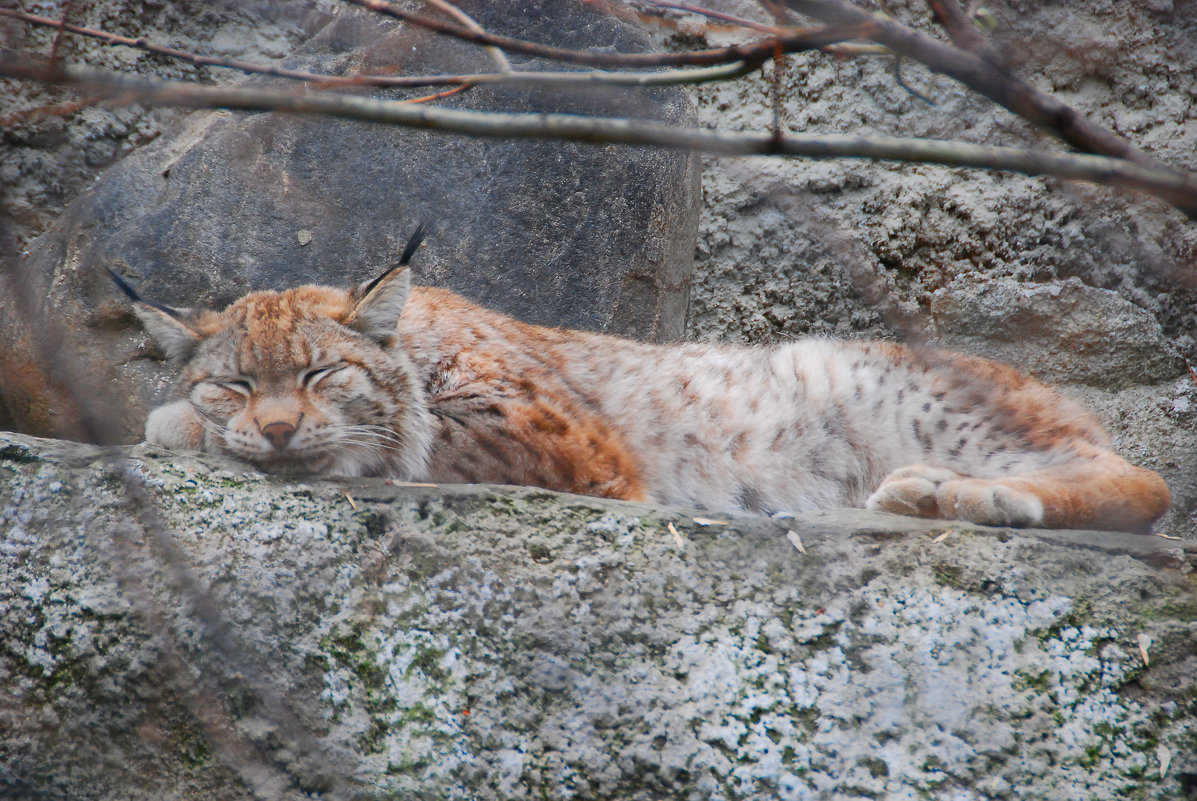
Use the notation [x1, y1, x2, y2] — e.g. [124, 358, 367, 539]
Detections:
[0, 7, 783, 90]
[0, 7, 455, 90]
[824, 43, 890, 57]
[771, 41, 786, 139]
[586, 0, 738, 36]
[404, 83, 470, 104]
[0, 7, 374, 86]
[424, 0, 511, 73]
[48, 0, 74, 65]
[763, 0, 789, 139]
[0, 95, 103, 129]
[442, 60, 759, 87]
[342, 0, 874, 69]
[892, 56, 936, 105]
[5, 54, 1196, 215]
[643, 0, 791, 35]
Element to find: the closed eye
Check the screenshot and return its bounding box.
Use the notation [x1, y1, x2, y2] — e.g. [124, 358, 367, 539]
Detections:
[302, 365, 344, 387]
[211, 377, 254, 395]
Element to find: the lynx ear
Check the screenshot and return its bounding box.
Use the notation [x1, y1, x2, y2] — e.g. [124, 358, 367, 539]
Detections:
[346, 223, 427, 342]
[133, 304, 203, 363]
[107, 267, 203, 363]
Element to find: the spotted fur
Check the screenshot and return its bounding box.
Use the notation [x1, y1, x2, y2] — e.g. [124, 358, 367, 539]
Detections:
[127, 265, 1169, 533]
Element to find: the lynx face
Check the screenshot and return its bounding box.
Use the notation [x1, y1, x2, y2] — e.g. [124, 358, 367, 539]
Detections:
[166, 302, 430, 478]
[125, 228, 434, 480]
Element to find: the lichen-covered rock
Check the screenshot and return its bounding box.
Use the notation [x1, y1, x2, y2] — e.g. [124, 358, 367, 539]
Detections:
[2, 432, 1194, 800]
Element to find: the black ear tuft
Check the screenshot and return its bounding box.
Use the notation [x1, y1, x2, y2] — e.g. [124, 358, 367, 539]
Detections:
[346, 224, 429, 341]
[398, 222, 429, 267]
[359, 223, 429, 300]
[105, 266, 142, 303]
[106, 267, 203, 362]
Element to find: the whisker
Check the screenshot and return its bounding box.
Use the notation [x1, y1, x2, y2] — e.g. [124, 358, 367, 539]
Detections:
[327, 439, 408, 454]
[337, 425, 408, 444]
[193, 414, 228, 438]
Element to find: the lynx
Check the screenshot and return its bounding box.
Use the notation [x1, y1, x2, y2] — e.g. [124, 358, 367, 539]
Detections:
[112, 227, 1169, 533]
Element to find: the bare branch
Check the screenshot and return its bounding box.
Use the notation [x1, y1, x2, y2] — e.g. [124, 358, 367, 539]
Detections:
[892, 56, 936, 106]
[642, 1, 791, 35]
[0, 7, 796, 90]
[423, 0, 512, 73]
[778, 0, 1162, 167]
[0, 95, 103, 129]
[440, 60, 758, 87]
[0, 7, 381, 86]
[404, 83, 470, 104]
[341, 0, 874, 69]
[925, 0, 1000, 62]
[48, 0, 75, 65]
[822, 43, 889, 56]
[4, 53, 1195, 216]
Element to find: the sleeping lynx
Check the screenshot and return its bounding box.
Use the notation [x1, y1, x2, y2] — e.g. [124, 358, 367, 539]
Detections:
[113, 228, 1169, 533]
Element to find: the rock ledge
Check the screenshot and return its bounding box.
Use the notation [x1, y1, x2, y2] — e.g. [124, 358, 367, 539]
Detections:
[1, 432, 1195, 801]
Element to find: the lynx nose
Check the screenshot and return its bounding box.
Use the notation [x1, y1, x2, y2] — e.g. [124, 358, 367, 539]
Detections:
[260, 421, 297, 450]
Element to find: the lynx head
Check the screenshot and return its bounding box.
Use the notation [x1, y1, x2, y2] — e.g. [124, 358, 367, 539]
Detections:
[114, 226, 433, 480]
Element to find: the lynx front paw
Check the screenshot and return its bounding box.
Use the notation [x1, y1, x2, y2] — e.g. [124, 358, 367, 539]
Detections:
[144, 400, 207, 450]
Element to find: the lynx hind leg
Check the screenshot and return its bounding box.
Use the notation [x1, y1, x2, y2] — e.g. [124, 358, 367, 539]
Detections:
[144, 399, 206, 450]
[866, 464, 1045, 528]
[868, 453, 1169, 532]
[1001, 454, 1170, 534]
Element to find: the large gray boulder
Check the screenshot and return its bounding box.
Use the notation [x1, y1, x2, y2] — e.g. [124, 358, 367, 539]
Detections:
[0, 1, 699, 440]
[2, 432, 1195, 800]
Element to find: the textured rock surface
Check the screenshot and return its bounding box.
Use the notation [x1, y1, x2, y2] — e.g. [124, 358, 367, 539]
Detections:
[0, 1, 699, 439]
[3, 5, 1197, 796]
[674, 0, 1197, 539]
[929, 277, 1181, 389]
[2, 432, 1195, 801]
[0, 1, 325, 250]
